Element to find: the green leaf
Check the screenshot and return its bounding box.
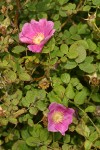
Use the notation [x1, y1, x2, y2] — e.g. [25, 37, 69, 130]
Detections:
[50, 48, 63, 58]
[62, 3, 76, 10]
[37, 12, 47, 19]
[40, 146, 47, 150]
[21, 129, 30, 141]
[37, 101, 47, 111]
[65, 83, 75, 99]
[64, 60, 77, 69]
[91, 93, 100, 102]
[27, 2, 36, 11]
[1, 118, 8, 126]
[51, 77, 62, 86]
[10, 89, 22, 100]
[83, 5, 91, 11]
[43, 38, 55, 53]
[89, 131, 99, 142]
[2, 17, 10, 28]
[58, 0, 69, 5]
[75, 40, 89, 49]
[63, 30, 71, 39]
[77, 24, 89, 34]
[37, 90, 46, 100]
[79, 62, 95, 73]
[76, 121, 90, 138]
[75, 46, 86, 63]
[85, 106, 96, 113]
[61, 56, 67, 62]
[48, 91, 61, 103]
[70, 78, 80, 87]
[16, 89, 22, 100]
[59, 10, 67, 17]
[26, 137, 41, 147]
[71, 34, 81, 40]
[92, 0, 100, 6]
[94, 140, 100, 148]
[53, 14, 59, 21]
[74, 88, 89, 105]
[12, 46, 26, 54]
[53, 133, 62, 141]
[12, 140, 31, 150]
[67, 46, 78, 59]
[0, 60, 8, 68]
[60, 44, 68, 54]
[85, 56, 93, 63]
[12, 99, 19, 105]
[5, 70, 17, 82]
[69, 25, 77, 34]
[23, 89, 45, 106]
[26, 91, 34, 102]
[9, 117, 17, 125]
[29, 124, 42, 137]
[39, 129, 49, 142]
[68, 40, 88, 60]
[19, 72, 31, 81]
[63, 134, 70, 143]
[36, 0, 52, 11]
[29, 107, 38, 115]
[54, 21, 61, 31]
[62, 144, 69, 150]
[54, 85, 65, 98]
[61, 73, 70, 84]
[87, 39, 97, 51]
[76, 83, 83, 90]
[84, 140, 92, 150]
[28, 119, 34, 126]
[53, 54, 61, 61]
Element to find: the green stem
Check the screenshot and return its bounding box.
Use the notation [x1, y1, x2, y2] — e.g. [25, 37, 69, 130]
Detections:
[94, 23, 100, 33]
[52, 132, 54, 143]
[69, 100, 100, 135]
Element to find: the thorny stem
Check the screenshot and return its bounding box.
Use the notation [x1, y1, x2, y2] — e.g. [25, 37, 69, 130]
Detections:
[61, 0, 85, 29]
[69, 100, 100, 135]
[25, 46, 28, 56]
[78, 105, 100, 135]
[94, 23, 100, 33]
[76, 0, 85, 10]
[61, 19, 68, 29]
[87, 88, 95, 102]
[44, 52, 51, 79]
[14, 0, 21, 28]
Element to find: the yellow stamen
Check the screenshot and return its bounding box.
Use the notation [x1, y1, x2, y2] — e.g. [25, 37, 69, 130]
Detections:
[33, 33, 44, 45]
[52, 111, 63, 123]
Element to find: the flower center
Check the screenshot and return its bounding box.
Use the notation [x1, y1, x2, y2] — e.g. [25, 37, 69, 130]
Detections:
[33, 33, 44, 45]
[52, 111, 63, 123]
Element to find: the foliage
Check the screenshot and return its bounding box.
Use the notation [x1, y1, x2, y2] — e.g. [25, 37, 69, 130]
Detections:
[0, 0, 100, 149]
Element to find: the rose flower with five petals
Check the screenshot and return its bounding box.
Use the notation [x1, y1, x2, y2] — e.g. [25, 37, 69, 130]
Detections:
[19, 19, 55, 53]
[48, 102, 75, 136]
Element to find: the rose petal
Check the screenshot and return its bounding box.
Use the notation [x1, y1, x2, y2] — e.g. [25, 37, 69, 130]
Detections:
[30, 20, 42, 33]
[19, 32, 32, 44]
[39, 19, 55, 36]
[19, 23, 35, 44]
[27, 44, 44, 53]
[48, 122, 57, 132]
[49, 102, 59, 111]
[55, 122, 69, 135]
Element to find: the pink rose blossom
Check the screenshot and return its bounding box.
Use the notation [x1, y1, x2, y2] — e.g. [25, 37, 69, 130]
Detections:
[19, 19, 55, 53]
[48, 102, 75, 136]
